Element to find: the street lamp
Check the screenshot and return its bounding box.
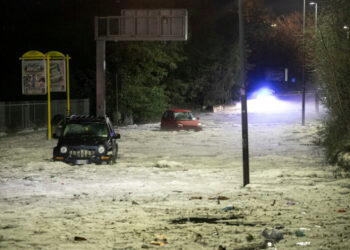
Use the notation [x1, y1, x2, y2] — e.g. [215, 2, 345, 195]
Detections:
[310, 2, 318, 31]
[310, 2, 318, 113]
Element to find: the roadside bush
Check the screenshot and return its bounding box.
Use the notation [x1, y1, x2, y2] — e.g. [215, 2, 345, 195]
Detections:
[317, 117, 350, 170]
[120, 84, 168, 123]
[309, 0, 350, 170]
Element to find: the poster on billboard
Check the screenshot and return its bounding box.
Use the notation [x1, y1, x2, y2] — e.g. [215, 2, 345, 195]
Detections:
[22, 60, 47, 95]
[49, 60, 66, 92]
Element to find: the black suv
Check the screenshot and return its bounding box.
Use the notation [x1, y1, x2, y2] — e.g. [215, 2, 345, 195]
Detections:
[53, 115, 120, 165]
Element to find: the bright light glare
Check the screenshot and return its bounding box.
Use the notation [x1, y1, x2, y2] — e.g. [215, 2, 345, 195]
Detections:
[249, 87, 274, 100]
[256, 88, 274, 99]
[246, 88, 296, 113]
[227, 91, 324, 123]
[248, 96, 285, 113]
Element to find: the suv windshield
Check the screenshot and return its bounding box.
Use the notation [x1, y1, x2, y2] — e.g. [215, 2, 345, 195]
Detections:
[63, 122, 108, 138]
[174, 112, 195, 121]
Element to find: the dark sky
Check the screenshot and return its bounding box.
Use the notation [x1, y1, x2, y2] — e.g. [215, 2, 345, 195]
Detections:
[0, 0, 305, 101]
[264, 0, 302, 15]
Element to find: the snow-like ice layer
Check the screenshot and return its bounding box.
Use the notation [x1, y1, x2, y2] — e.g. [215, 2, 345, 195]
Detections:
[0, 102, 349, 249]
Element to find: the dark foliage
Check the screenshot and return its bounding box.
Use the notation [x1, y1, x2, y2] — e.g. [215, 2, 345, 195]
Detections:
[308, 0, 350, 169]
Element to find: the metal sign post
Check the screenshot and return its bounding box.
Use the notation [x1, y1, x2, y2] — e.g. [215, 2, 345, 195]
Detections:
[45, 51, 71, 138]
[239, 0, 250, 187]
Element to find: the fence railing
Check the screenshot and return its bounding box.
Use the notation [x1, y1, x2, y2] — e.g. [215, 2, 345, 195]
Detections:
[0, 99, 89, 133]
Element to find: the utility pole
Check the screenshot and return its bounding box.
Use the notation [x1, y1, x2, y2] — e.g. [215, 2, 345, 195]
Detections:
[239, 0, 250, 187]
[115, 73, 119, 124]
[302, 0, 306, 125]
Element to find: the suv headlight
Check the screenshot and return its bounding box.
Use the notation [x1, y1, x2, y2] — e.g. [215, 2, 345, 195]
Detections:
[177, 123, 184, 128]
[98, 145, 105, 154]
[60, 146, 68, 154]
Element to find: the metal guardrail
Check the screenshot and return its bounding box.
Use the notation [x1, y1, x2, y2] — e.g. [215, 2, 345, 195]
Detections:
[0, 99, 89, 133]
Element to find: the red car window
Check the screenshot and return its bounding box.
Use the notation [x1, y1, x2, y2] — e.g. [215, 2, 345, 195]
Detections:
[174, 112, 194, 121]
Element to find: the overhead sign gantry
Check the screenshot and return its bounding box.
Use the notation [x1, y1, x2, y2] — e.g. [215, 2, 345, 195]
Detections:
[94, 9, 188, 116]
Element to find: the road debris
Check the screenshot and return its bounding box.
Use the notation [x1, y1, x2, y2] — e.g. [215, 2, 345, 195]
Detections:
[262, 228, 284, 243]
[74, 236, 87, 241]
[150, 235, 168, 246]
[296, 241, 311, 246]
[295, 230, 306, 237]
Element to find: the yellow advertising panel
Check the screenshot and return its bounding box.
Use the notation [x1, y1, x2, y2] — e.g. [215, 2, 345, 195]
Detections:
[21, 50, 47, 95]
[20, 50, 71, 139]
[46, 51, 66, 92]
[49, 60, 66, 92]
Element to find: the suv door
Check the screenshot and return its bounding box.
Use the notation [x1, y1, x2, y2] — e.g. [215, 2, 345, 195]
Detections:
[106, 119, 118, 163]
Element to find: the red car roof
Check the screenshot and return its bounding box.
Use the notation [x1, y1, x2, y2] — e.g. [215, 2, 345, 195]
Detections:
[170, 109, 191, 112]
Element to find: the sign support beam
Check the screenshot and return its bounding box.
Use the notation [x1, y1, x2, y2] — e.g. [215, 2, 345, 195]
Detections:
[96, 40, 106, 116]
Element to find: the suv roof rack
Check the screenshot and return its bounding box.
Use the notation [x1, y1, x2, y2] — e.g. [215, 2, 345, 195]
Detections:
[65, 114, 108, 122]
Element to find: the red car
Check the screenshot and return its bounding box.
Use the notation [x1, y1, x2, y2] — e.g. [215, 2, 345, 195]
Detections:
[161, 109, 202, 131]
